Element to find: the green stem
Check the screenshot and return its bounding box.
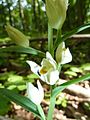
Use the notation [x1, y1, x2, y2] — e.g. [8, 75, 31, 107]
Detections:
[54, 29, 62, 50]
[37, 104, 46, 120]
[47, 87, 56, 120]
[58, 64, 62, 73]
[48, 23, 54, 57]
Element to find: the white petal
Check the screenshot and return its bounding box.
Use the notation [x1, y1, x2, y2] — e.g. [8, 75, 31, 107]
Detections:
[46, 52, 54, 61]
[37, 80, 44, 101]
[62, 42, 65, 48]
[44, 70, 59, 85]
[61, 48, 72, 64]
[46, 52, 57, 69]
[26, 60, 40, 76]
[49, 70, 59, 85]
[40, 74, 48, 83]
[27, 81, 44, 105]
[27, 82, 39, 104]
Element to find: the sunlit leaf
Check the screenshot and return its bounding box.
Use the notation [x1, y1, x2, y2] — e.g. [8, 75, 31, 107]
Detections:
[81, 63, 90, 71]
[65, 71, 77, 77]
[70, 66, 82, 73]
[17, 85, 26, 91]
[7, 85, 17, 90]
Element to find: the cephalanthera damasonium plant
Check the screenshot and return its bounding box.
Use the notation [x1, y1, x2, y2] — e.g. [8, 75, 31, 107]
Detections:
[1, 0, 90, 120]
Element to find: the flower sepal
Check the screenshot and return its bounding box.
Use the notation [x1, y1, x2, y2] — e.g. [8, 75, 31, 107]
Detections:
[27, 80, 44, 105]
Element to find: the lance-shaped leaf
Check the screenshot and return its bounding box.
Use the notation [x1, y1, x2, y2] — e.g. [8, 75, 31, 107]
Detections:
[54, 23, 90, 49]
[0, 46, 45, 57]
[52, 73, 90, 97]
[0, 88, 41, 118]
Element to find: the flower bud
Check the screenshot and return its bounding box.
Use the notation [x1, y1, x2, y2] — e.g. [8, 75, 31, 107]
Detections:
[56, 42, 72, 64]
[6, 25, 29, 47]
[46, 0, 68, 29]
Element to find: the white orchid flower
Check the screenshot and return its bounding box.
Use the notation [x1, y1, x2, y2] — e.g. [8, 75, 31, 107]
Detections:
[27, 80, 44, 105]
[56, 42, 72, 64]
[27, 52, 59, 85]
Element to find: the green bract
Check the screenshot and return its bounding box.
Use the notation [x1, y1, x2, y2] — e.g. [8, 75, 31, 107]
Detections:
[46, 0, 68, 29]
[6, 25, 29, 47]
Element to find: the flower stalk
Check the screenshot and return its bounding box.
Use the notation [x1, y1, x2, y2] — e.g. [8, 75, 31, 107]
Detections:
[48, 23, 54, 57]
[26, 0, 71, 119]
[47, 91, 56, 120]
[54, 29, 62, 49]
